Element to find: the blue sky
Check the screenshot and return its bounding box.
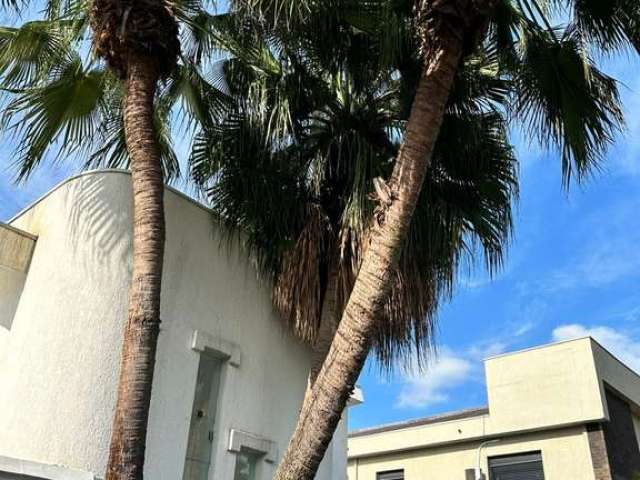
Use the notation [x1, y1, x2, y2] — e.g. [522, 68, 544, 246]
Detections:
[350, 54, 640, 430]
[2, 49, 640, 432]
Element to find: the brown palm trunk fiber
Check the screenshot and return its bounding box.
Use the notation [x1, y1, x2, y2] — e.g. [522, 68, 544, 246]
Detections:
[106, 53, 165, 480]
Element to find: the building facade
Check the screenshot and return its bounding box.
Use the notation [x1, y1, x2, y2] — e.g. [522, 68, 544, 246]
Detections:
[0, 170, 351, 480]
[348, 338, 640, 480]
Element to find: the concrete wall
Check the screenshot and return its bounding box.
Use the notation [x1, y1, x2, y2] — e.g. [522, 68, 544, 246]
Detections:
[485, 338, 606, 433]
[349, 338, 613, 461]
[0, 223, 36, 366]
[591, 339, 640, 418]
[0, 171, 345, 480]
[348, 411, 491, 459]
[348, 427, 596, 480]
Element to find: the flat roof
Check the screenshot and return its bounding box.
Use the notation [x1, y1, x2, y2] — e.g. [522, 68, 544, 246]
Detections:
[349, 406, 489, 438]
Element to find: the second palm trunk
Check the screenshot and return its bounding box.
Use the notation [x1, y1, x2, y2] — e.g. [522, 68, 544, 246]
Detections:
[273, 20, 469, 480]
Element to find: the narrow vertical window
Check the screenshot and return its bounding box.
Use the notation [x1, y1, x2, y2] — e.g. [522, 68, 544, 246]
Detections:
[183, 354, 223, 480]
[233, 448, 260, 480]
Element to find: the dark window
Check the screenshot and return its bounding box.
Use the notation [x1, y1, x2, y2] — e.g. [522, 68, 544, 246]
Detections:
[489, 452, 545, 480]
[602, 388, 640, 478]
[376, 470, 404, 480]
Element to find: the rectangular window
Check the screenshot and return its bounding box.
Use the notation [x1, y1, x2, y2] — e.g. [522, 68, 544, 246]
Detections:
[183, 354, 224, 480]
[489, 452, 545, 480]
[233, 449, 261, 480]
[376, 470, 404, 480]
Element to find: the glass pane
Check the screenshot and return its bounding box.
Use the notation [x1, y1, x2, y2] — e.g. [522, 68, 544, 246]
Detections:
[183, 355, 223, 480]
[233, 450, 259, 480]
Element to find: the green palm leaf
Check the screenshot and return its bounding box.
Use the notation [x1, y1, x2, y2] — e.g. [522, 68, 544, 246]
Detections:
[2, 56, 107, 180]
[514, 24, 624, 184]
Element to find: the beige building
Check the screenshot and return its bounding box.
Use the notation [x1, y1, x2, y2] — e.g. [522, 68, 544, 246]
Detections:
[348, 338, 640, 480]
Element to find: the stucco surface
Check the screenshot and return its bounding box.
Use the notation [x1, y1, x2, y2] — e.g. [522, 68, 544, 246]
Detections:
[349, 338, 612, 461]
[348, 427, 596, 480]
[484, 338, 606, 433]
[591, 339, 640, 417]
[0, 171, 346, 480]
[348, 338, 640, 480]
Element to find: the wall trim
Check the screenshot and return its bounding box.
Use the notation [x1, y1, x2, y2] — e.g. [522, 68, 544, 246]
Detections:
[191, 330, 241, 367]
[228, 429, 278, 463]
[348, 423, 594, 460]
[0, 455, 98, 480]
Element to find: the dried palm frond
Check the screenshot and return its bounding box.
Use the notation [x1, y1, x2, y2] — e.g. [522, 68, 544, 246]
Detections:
[90, 0, 180, 77]
[273, 205, 332, 344]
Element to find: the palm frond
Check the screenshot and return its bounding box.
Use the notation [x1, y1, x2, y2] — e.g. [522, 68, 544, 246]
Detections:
[569, 0, 640, 53]
[86, 84, 181, 180]
[2, 56, 107, 180]
[0, 20, 76, 89]
[514, 24, 624, 184]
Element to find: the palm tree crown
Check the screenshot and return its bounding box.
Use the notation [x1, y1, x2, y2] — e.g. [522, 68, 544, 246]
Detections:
[0, 0, 227, 182]
[190, 0, 630, 369]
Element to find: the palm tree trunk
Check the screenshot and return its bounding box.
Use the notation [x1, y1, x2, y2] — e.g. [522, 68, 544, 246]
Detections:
[106, 53, 165, 480]
[273, 31, 465, 480]
[308, 262, 340, 387]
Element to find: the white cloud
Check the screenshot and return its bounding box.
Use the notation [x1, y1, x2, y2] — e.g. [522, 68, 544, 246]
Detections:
[552, 324, 640, 373]
[467, 341, 508, 361]
[395, 348, 473, 409]
[544, 238, 640, 292]
[514, 321, 535, 337]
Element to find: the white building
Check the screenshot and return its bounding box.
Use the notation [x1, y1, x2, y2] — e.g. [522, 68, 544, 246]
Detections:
[0, 170, 355, 480]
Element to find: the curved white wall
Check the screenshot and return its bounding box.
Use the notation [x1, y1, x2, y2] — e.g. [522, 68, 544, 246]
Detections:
[0, 171, 344, 479]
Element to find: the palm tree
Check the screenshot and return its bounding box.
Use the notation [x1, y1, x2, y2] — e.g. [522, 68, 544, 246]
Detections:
[209, 0, 633, 478]
[191, 2, 515, 370]
[190, 0, 516, 471]
[0, 2, 228, 478]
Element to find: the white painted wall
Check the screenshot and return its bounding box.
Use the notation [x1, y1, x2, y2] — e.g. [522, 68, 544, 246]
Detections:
[0, 170, 347, 480]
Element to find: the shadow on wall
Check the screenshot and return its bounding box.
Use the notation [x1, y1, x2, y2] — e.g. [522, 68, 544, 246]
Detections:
[65, 172, 134, 284]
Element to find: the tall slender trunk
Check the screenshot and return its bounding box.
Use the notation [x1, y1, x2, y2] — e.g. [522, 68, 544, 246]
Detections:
[273, 31, 464, 480]
[308, 262, 340, 387]
[106, 53, 165, 480]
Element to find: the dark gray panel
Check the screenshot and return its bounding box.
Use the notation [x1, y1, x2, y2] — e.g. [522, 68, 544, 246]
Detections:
[489, 452, 544, 480]
[376, 470, 404, 480]
[602, 388, 640, 480]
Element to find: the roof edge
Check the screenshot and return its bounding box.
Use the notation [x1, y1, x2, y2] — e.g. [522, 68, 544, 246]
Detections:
[349, 407, 489, 438]
[0, 220, 38, 240]
[347, 421, 591, 460]
[8, 169, 215, 224]
[484, 336, 593, 362]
